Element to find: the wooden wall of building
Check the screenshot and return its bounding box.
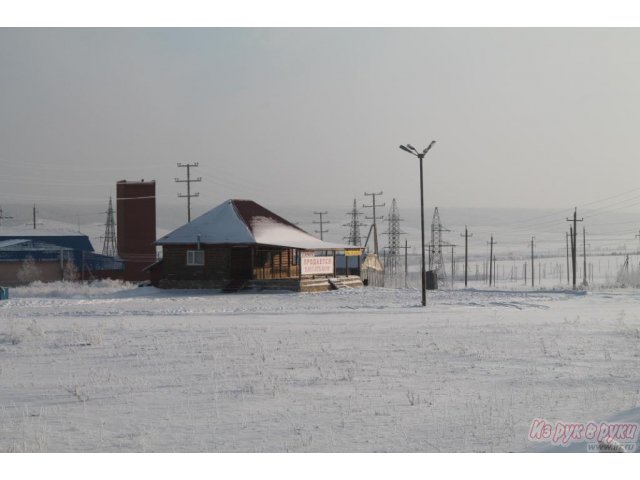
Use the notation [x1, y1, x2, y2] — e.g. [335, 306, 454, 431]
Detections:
[156, 244, 317, 288]
[159, 244, 231, 288]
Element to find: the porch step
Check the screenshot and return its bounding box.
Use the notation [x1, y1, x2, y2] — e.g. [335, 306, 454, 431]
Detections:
[247, 278, 332, 293]
[245, 279, 302, 292]
[300, 279, 332, 293]
[236, 276, 364, 293]
[328, 276, 364, 290]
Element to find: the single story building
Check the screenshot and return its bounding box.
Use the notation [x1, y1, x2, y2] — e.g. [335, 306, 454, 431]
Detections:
[0, 231, 123, 285]
[148, 199, 364, 291]
[0, 230, 94, 252]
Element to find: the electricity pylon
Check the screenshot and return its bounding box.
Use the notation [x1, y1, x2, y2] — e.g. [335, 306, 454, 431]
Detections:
[344, 199, 364, 246]
[383, 198, 404, 274]
[430, 207, 449, 282]
[101, 196, 118, 257]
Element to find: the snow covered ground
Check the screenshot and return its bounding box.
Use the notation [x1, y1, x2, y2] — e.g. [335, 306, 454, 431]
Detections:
[1, 281, 640, 452]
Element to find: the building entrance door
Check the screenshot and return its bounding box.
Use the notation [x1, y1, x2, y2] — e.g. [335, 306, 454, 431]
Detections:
[230, 247, 252, 280]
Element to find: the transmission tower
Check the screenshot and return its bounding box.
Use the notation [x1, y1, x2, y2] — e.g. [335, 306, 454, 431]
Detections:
[430, 207, 449, 281]
[343, 199, 364, 246]
[101, 196, 118, 257]
[383, 198, 404, 274]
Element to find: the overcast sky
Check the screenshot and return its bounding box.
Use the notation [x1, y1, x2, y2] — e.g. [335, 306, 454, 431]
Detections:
[2, 28, 640, 215]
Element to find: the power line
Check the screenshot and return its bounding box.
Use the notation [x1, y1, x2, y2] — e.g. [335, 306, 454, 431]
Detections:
[579, 186, 640, 208]
[583, 195, 640, 219]
[471, 189, 640, 236]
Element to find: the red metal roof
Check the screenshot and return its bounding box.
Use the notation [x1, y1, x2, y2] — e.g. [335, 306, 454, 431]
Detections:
[231, 199, 305, 235]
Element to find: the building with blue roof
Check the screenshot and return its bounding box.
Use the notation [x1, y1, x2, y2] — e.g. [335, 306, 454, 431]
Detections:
[0, 230, 123, 285]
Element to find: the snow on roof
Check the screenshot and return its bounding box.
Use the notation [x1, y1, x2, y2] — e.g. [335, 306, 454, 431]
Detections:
[249, 215, 350, 250]
[0, 238, 75, 252]
[0, 228, 94, 252]
[0, 227, 87, 237]
[0, 239, 30, 249]
[156, 200, 254, 245]
[156, 199, 359, 250]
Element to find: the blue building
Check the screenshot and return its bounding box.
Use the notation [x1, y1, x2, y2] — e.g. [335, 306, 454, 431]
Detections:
[0, 230, 123, 285]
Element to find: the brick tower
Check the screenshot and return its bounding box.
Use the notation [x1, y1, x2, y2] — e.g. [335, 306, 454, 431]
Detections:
[116, 180, 156, 282]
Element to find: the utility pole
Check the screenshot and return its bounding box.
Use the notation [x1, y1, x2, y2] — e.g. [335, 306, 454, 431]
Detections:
[33, 204, 37, 229]
[363, 192, 385, 256]
[582, 227, 588, 287]
[635, 230, 640, 254]
[450, 245, 456, 289]
[313, 211, 329, 240]
[565, 232, 570, 285]
[531, 236, 535, 287]
[487, 235, 496, 286]
[399, 239, 411, 288]
[175, 162, 201, 223]
[405, 240, 408, 282]
[0, 206, 13, 226]
[460, 226, 472, 287]
[566, 208, 583, 289]
[570, 226, 574, 284]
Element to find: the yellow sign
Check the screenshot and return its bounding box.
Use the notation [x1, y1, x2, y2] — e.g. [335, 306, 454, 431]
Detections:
[344, 249, 361, 256]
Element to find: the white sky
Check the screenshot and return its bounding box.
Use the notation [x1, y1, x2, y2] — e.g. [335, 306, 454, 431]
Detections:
[2, 9, 640, 218]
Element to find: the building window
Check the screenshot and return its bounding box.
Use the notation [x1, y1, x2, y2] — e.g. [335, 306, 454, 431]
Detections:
[186, 250, 205, 266]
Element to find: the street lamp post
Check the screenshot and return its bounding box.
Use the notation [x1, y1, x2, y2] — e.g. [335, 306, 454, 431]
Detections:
[399, 141, 436, 306]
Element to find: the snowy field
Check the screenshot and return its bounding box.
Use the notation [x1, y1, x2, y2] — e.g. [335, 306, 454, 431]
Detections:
[1, 280, 640, 452]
